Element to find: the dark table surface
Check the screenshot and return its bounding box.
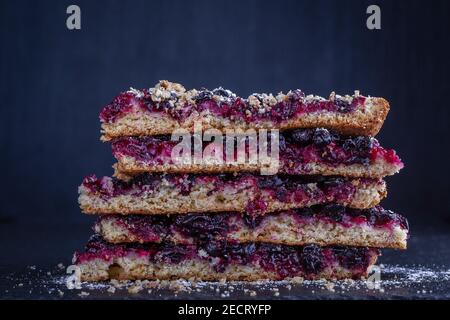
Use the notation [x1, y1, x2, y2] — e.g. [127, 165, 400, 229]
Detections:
[1, 222, 450, 300]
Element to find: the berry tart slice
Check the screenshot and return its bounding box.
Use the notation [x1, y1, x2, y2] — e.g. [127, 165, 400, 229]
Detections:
[100, 80, 390, 141]
[111, 128, 403, 178]
[79, 173, 387, 215]
[95, 205, 408, 249]
[73, 236, 380, 281]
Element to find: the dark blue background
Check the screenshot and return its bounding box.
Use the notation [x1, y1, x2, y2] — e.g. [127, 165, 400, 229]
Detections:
[1, 0, 449, 265]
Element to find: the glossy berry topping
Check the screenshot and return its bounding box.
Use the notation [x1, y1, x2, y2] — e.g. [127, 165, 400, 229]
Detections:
[110, 128, 403, 170]
[100, 83, 366, 125]
[97, 205, 408, 246]
[173, 214, 230, 242]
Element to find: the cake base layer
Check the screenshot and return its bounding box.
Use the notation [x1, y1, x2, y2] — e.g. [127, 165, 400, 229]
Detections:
[100, 81, 390, 140]
[95, 205, 408, 249]
[74, 237, 380, 281]
[79, 174, 387, 215]
[114, 157, 399, 179]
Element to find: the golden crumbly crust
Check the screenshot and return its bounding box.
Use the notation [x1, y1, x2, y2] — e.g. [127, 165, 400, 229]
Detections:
[76, 254, 379, 282]
[78, 179, 387, 215]
[101, 97, 389, 141]
[96, 214, 408, 249]
[113, 154, 401, 179]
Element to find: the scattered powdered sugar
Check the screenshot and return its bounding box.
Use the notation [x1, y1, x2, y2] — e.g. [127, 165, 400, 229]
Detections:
[378, 264, 450, 286]
[3, 263, 450, 299]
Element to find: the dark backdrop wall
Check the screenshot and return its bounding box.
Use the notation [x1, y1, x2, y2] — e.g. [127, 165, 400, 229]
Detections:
[1, 0, 449, 264]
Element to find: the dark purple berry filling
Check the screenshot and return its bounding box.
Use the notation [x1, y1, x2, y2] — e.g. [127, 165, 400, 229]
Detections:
[100, 87, 366, 125]
[97, 205, 408, 246]
[113, 215, 170, 242]
[173, 214, 231, 242]
[82, 173, 374, 217]
[111, 128, 403, 170]
[293, 204, 409, 230]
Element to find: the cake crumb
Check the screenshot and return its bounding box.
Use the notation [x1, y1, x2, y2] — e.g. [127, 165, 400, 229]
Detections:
[325, 282, 335, 292]
[290, 276, 304, 284]
[329, 91, 336, 101]
[107, 286, 116, 294]
[128, 284, 144, 294]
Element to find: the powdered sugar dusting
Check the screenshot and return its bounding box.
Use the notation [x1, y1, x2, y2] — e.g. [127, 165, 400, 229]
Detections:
[380, 264, 450, 286]
[3, 264, 450, 299]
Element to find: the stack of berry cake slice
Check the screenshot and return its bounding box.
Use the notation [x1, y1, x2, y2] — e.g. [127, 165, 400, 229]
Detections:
[74, 81, 408, 282]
